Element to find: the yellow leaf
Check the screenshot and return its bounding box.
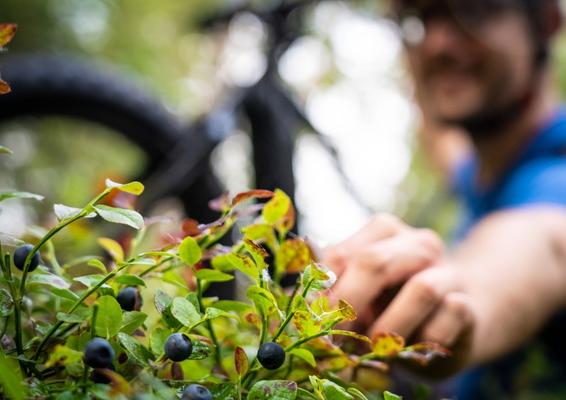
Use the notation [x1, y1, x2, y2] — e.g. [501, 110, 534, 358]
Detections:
[98, 237, 124, 262]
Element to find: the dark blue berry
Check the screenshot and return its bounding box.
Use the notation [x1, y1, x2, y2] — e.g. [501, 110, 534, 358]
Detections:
[257, 342, 285, 370]
[13, 244, 40, 272]
[84, 338, 115, 368]
[182, 384, 212, 400]
[164, 333, 193, 362]
[116, 287, 142, 311]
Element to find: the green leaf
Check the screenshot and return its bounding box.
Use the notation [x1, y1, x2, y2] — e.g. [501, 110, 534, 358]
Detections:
[292, 310, 321, 337]
[105, 179, 144, 195]
[154, 290, 172, 314]
[247, 286, 281, 317]
[57, 311, 87, 324]
[0, 288, 14, 317]
[347, 388, 369, 400]
[87, 258, 108, 274]
[178, 236, 201, 266]
[0, 191, 43, 203]
[117, 332, 152, 365]
[170, 297, 201, 327]
[383, 392, 403, 400]
[94, 205, 144, 230]
[262, 189, 291, 225]
[95, 295, 123, 338]
[210, 383, 239, 400]
[301, 263, 336, 292]
[120, 311, 147, 335]
[235, 346, 248, 378]
[53, 204, 96, 221]
[28, 272, 70, 289]
[195, 269, 233, 283]
[0, 351, 26, 400]
[244, 239, 268, 270]
[188, 339, 212, 360]
[150, 327, 171, 356]
[44, 344, 83, 368]
[115, 274, 146, 287]
[74, 274, 106, 288]
[0, 145, 13, 154]
[321, 380, 354, 400]
[248, 380, 297, 400]
[50, 287, 80, 301]
[211, 300, 252, 314]
[290, 348, 316, 367]
[227, 253, 258, 282]
[204, 307, 238, 322]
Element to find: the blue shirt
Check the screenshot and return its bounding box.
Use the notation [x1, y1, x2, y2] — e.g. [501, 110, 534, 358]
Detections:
[450, 107, 566, 398]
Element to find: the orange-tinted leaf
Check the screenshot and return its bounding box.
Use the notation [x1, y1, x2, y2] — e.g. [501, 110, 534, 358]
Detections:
[231, 189, 274, 208]
[398, 341, 451, 366]
[371, 332, 405, 358]
[276, 238, 312, 274]
[330, 330, 371, 344]
[235, 346, 248, 378]
[337, 300, 357, 322]
[0, 24, 17, 47]
[0, 79, 11, 95]
[182, 219, 202, 237]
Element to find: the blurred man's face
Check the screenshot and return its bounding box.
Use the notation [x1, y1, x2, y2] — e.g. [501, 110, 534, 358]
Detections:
[399, 3, 536, 126]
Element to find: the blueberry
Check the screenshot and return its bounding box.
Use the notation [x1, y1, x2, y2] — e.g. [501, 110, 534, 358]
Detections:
[164, 333, 193, 362]
[257, 342, 285, 370]
[181, 384, 212, 400]
[116, 287, 142, 311]
[13, 244, 41, 272]
[83, 337, 115, 369]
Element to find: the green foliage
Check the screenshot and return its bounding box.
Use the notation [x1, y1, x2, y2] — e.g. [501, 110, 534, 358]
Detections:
[0, 173, 447, 398]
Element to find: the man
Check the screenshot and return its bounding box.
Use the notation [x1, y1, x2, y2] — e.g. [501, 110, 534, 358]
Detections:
[324, 0, 566, 397]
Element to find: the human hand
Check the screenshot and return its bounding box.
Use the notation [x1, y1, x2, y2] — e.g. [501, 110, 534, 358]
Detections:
[323, 214, 476, 376]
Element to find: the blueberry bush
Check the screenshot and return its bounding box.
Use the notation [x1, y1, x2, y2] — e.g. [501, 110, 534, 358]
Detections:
[0, 22, 448, 400]
[0, 159, 450, 399]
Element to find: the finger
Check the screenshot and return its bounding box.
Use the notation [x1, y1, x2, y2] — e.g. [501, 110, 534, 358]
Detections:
[323, 214, 409, 277]
[417, 292, 474, 348]
[329, 230, 443, 317]
[369, 268, 456, 339]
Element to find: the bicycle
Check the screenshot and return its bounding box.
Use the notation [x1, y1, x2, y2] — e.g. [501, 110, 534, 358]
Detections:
[0, 0, 375, 297]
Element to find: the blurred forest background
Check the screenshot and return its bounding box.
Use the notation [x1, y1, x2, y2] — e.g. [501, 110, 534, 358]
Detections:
[2, 0, 566, 247]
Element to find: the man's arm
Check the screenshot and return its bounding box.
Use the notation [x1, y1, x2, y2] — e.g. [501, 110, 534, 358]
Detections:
[325, 207, 566, 376]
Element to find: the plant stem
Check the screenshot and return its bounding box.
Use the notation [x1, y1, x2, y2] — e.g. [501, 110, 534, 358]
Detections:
[285, 331, 330, 353]
[139, 256, 173, 277]
[33, 263, 127, 360]
[195, 278, 224, 373]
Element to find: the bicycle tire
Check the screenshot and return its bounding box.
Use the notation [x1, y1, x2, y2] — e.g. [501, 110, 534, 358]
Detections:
[0, 52, 223, 221]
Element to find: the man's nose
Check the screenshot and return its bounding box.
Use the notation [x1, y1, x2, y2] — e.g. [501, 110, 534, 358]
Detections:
[420, 18, 468, 55]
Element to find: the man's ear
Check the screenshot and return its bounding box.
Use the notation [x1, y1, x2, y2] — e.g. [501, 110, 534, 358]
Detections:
[544, 0, 563, 39]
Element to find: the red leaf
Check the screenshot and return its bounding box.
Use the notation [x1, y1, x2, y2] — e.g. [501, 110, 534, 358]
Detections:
[234, 346, 248, 378]
[182, 218, 202, 237]
[231, 189, 274, 208]
[399, 341, 451, 366]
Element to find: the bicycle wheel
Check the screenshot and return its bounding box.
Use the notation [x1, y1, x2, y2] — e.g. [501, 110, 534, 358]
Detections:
[0, 53, 223, 235]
